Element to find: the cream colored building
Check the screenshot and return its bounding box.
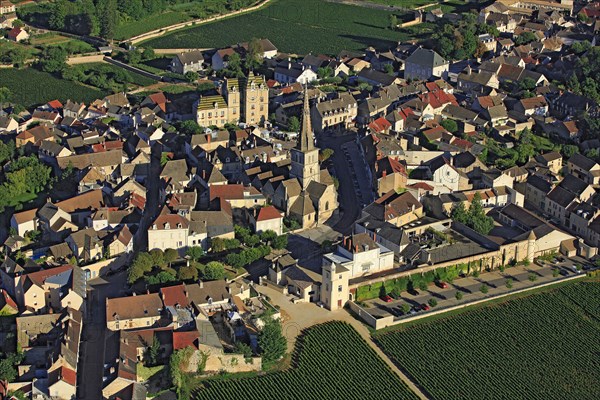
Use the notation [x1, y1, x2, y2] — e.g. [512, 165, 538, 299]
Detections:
[311, 92, 357, 133]
[106, 293, 163, 331]
[242, 72, 269, 126]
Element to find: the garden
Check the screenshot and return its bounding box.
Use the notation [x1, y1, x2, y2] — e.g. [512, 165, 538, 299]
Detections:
[373, 281, 600, 400]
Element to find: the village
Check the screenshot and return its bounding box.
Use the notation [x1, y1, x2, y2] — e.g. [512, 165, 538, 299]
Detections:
[1, 0, 600, 399]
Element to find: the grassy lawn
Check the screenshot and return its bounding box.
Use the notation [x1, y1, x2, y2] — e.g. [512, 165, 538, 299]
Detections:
[143, 0, 434, 54]
[374, 281, 600, 400]
[137, 364, 165, 382]
[193, 322, 419, 400]
[29, 32, 95, 54]
[0, 68, 106, 108]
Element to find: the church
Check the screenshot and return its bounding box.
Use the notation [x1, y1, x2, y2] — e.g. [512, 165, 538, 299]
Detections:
[285, 87, 339, 228]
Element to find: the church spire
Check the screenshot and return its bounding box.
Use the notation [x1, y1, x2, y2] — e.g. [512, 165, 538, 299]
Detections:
[296, 85, 314, 152]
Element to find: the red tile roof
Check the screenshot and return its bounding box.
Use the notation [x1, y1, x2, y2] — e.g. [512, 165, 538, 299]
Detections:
[1, 289, 17, 310]
[257, 206, 283, 222]
[160, 284, 190, 307]
[408, 182, 434, 191]
[369, 117, 391, 133]
[172, 331, 198, 350]
[27, 265, 73, 287]
[152, 214, 189, 230]
[60, 366, 77, 386]
[209, 184, 260, 201]
[47, 100, 63, 109]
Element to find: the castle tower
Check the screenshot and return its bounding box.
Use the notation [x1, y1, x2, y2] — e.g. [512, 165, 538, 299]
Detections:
[223, 78, 240, 124]
[242, 71, 269, 125]
[290, 86, 320, 190]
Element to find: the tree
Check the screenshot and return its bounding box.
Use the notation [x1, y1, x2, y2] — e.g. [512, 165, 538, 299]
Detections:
[145, 335, 161, 367]
[515, 31, 537, 45]
[383, 63, 395, 75]
[428, 298, 438, 307]
[245, 37, 263, 70]
[164, 248, 179, 266]
[38, 47, 68, 74]
[259, 230, 277, 244]
[126, 49, 142, 65]
[178, 120, 202, 136]
[128, 252, 153, 283]
[562, 145, 578, 159]
[519, 77, 537, 92]
[142, 47, 156, 60]
[317, 66, 333, 79]
[455, 291, 463, 300]
[418, 281, 428, 291]
[258, 316, 287, 364]
[0, 353, 23, 392]
[400, 303, 410, 314]
[272, 235, 288, 250]
[505, 278, 513, 289]
[178, 265, 199, 281]
[202, 261, 225, 280]
[185, 71, 199, 83]
[149, 249, 166, 269]
[48, 0, 67, 30]
[440, 119, 458, 133]
[451, 202, 468, 224]
[185, 246, 204, 261]
[288, 116, 300, 132]
[389, 14, 398, 30]
[98, 0, 118, 40]
[480, 284, 488, 294]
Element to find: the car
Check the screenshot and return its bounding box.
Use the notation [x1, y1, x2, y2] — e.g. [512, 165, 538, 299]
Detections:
[409, 307, 418, 315]
[437, 281, 449, 289]
[421, 303, 431, 311]
[559, 269, 569, 277]
[583, 264, 592, 271]
[380, 295, 393, 303]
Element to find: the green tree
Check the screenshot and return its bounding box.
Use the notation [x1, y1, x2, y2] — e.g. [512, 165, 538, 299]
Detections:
[185, 71, 199, 83]
[48, 0, 67, 30]
[480, 284, 488, 294]
[0, 353, 23, 392]
[142, 47, 156, 60]
[519, 77, 537, 92]
[38, 47, 68, 74]
[98, 0, 118, 40]
[164, 248, 179, 266]
[272, 235, 288, 250]
[126, 49, 142, 65]
[288, 116, 300, 132]
[428, 298, 438, 307]
[384, 64, 394, 75]
[440, 119, 458, 133]
[562, 145, 578, 159]
[259, 230, 277, 244]
[202, 261, 225, 280]
[185, 246, 204, 261]
[128, 252, 153, 283]
[258, 316, 287, 364]
[455, 291, 463, 300]
[451, 202, 468, 224]
[178, 264, 199, 281]
[389, 14, 398, 30]
[321, 148, 334, 161]
[145, 335, 161, 366]
[245, 37, 263, 70]
[515, 31, 537, 45]
[400, 303, 410, 314]
[178, 120, 203, 136]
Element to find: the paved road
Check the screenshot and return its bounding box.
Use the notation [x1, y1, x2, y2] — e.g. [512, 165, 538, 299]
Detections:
[318, 131, 369, 235]
[133, 142, 162, 253]
[77, 270, 128, 399]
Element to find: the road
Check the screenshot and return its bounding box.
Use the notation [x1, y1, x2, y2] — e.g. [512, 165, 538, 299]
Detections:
[318, 130, 372, 235]
[133, 142, 162, 253]
[77, 270, 128, 399]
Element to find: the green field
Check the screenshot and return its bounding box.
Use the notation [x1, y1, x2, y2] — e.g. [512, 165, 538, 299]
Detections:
[0, 68, 105, 108]
[374, 281, 600, 400]
[193, 322, 418, 400]
[114, 11, 192, 40]
[79, 63, 157, 87]
[144, 0, 435, 54]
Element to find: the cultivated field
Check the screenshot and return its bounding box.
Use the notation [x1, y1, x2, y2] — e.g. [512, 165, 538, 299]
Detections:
[193, 321, 419, 400]
[144, 0, 435, 54]
[374, 281, 600, 400]
[0, 68, 105, 108]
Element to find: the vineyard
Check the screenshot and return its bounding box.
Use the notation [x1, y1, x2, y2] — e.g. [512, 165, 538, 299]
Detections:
[193, 322, 418, 400]
[374, 282, 600, 400]
[143, 0, 435, 54]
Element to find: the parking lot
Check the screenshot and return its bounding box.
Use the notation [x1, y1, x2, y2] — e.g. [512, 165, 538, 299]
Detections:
[362, 259, 594, 320]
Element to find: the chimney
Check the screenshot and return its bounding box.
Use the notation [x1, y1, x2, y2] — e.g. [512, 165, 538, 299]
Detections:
[207, 134, 211, 143]
[382, 170, 387, 178]
[355, 244, 359, 253]
[343, 236, 347, 247]
[199, 280, 204, 288]
[288, 62, 291, 70]
[373, 231, 377, 242]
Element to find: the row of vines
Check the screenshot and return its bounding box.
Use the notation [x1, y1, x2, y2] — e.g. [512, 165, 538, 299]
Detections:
[374, 282, 600, 400]
[193, 321, 418, 400]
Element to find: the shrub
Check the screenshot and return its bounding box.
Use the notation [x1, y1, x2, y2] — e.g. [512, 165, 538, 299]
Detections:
[455, 291, 463, 301]
[480, 284, 489, 294]
[428, 298, 438, 307]
[528, 273, 538, 282]
[418, 281, 428, 291]
[506, 279, 513, 289]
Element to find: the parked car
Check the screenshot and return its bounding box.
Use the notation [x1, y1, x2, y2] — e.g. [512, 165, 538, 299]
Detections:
[583, 264, 592, 271]
[571, 266, 582, 274]
[380, 295, 393, 303]
[437, 281, 449, 289]
[559, 269, 569, 277]
[421, 303, 431, 311]
[409, 307, 418, 315]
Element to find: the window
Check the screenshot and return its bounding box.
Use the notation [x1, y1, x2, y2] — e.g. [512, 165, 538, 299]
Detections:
[338, 285, 343, 292]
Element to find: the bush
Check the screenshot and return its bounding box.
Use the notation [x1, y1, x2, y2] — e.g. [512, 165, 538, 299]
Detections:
[400, 303, 410, 314]
[418, 281, 428, 291]
[428, 298, 438, 307]
[506, 279, 513, 289]
[552, 268, 559, 278]
[480, 284, 488, 294]
[528, 273, 538, 282]
[455, 291, 463, 301]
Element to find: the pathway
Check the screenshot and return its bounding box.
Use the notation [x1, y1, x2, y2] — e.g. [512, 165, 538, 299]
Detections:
[255, 284, 429, 400]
